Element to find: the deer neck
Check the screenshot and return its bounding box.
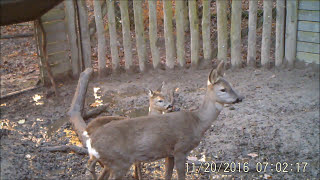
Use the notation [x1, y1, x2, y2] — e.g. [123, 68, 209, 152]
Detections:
[149, 106, 165, 115]
[195, 93, 223, 133]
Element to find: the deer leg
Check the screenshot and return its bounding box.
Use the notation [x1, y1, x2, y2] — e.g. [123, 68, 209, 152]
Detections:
[88, 158, 98, 180]
[108, 166, 129, 180]
[165, 156, 174, 180]
[97, 166, 109, 180]
[134, 162, 143, 180]
[174, 153, 186, 180]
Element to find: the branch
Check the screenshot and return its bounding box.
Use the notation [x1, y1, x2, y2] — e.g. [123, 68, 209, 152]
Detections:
[83, 104, 109, 120]
[0, 33, 33, 39]
[41, 145, 88, 155]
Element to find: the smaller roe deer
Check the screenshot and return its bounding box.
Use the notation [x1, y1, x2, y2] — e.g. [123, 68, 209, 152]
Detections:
[84, 83, 174, 180]
[87, 61, 243, 180]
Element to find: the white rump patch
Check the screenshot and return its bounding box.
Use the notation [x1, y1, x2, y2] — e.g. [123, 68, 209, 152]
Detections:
[86, 138, 100, 159]
[83, 131, 88, 138]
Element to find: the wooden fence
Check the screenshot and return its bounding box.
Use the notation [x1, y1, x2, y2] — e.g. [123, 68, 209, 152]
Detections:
[40, 0, 304, 80]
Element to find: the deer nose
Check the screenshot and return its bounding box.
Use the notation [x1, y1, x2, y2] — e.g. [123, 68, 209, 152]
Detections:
[167, 105, 173, 109]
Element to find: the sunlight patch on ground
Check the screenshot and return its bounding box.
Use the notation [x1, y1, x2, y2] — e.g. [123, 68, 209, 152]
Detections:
[32, 94, 43, 105]
[90, 87, 103, 107]
[0, 119, 17, 131]
[63, 129, 82, 147]
[0, 103, 6, 107]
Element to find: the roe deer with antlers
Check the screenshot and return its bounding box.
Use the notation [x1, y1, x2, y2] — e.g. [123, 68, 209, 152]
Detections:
[87, 61, 243, 180]
[84, 83, 174, 180]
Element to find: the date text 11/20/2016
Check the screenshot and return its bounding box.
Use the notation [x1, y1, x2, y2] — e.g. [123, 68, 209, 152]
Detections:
[186, 162, 308, 173]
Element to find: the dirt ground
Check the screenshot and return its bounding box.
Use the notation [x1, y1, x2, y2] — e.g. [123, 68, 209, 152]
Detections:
[0, 65, 319, 179]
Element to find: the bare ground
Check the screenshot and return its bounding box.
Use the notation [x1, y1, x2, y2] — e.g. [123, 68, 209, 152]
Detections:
[0, 66, 319, 180]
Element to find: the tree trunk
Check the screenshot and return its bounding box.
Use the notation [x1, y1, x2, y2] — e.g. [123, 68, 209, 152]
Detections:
[217, 0, 228, 62]
[261, 0, 273, 67]
[285, 0, 298, 68]
[247, 0, 258, 66]
[107, 0, 120, 72]
[275, 0, 285, 68]
[119, 0, 133, 71]
[133, 0, 146, 72]
[231, 0, 242, 68]
[77, 0, 92, 69]
[65, 0, 80, 78]
[68, 68, 93, 147]
[148, 0, 160, 69]
[175, 0, 185, 67]
[93, 0, 106, 76]
[202, 0, 212, 61]
[189, 0, 200, 67]
[163, 0, 175, 69]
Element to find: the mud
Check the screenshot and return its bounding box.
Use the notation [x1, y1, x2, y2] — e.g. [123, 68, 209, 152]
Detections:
[0, 67, 319, 179]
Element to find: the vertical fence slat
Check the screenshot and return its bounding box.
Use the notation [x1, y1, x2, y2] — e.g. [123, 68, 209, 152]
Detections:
[189, 0, 199, 67]
[148, 0, 160, 69]
[247, 0, 258, 66]
[65, 0, 80, 77]
[77, 0, 92, 69]
[119, 0, 133, 71]
[163, 0, 175, 69]
[261, 0, 273, 67]
[217, 0, 228, 62]
[133, 0, 146, 72]
[285, 0, 298, 68]
[107, 0, 120, 71]
[275, 0, 285, 67]
[93, 0, 106, 76]
[231, 0, 242, 67]
[202, 0, 212, 61]
[175, 0, 186, 67]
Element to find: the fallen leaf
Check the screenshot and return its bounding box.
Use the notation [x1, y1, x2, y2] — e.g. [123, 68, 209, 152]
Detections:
[247, 153, 258, 158]
[18, 119, 26, 124]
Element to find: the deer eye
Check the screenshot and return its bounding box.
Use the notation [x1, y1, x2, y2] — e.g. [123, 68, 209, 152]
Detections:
[158, 100, 163, 103]
[220, 89, 226, 92]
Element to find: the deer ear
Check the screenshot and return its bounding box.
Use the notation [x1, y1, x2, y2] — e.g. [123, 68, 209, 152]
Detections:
[157, 81, 165, 92]
[148, 89, 154, 97]
[208, 69, 218, 85]
[217, 61, 225, 77]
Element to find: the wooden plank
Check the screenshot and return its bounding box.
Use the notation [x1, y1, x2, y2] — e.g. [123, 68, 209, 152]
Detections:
[217, 0, 228, 62]
[202, 0, 212, 61]
[46, 32, 67, 42]
[261, 0, 273, 67]
[133, 0, 147, 72]
[189, 0, 199, 67]
[42, 20, 66, 33]
[296, 51, 320, 64]
[47, 41, 70, 55]
[119, 0, 133, 70]
[149, 0, 161, 68]
[54, 2, 65, 10]
[48, 51, 69, 64]
[297, 41, 320, 54]
[299, 0, 320, 11]
[107, 0, 120, 71]
[298, 10, 320, 22]
[42, 9, 65, 22]
[285, 0, 298, 67]
[298, 21, 320, 32]
[275, 0, 285, 67]
[297, 31, 320, 43]
[163, 0, 175, 69]
[230, 0, 242, 68]
[51, 61, 72, 76]
[247, 0, 258, 66]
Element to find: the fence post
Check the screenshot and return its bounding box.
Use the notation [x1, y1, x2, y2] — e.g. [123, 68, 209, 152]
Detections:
[148, 0, 160, 69]
[65, 0, 80, 78]
[189, 0, 199, 67]
[231, 0, 242, 68]
[107, 0, 120, 72]
[217, 0, 228, 62]
[77, 0, 92, 69]
[175, 0, 186, 67]
[275, 0, 285, 68]
[261, 0, 273, 67]
[93, 0, 106, 76]
[119, 0, 133, 71]
[163, 0, 175, 69]
[133, 0, 146, 72]
[202, 0, 212, 62]
[247, 0, 258, 66]
[285, 0, 298, 68]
